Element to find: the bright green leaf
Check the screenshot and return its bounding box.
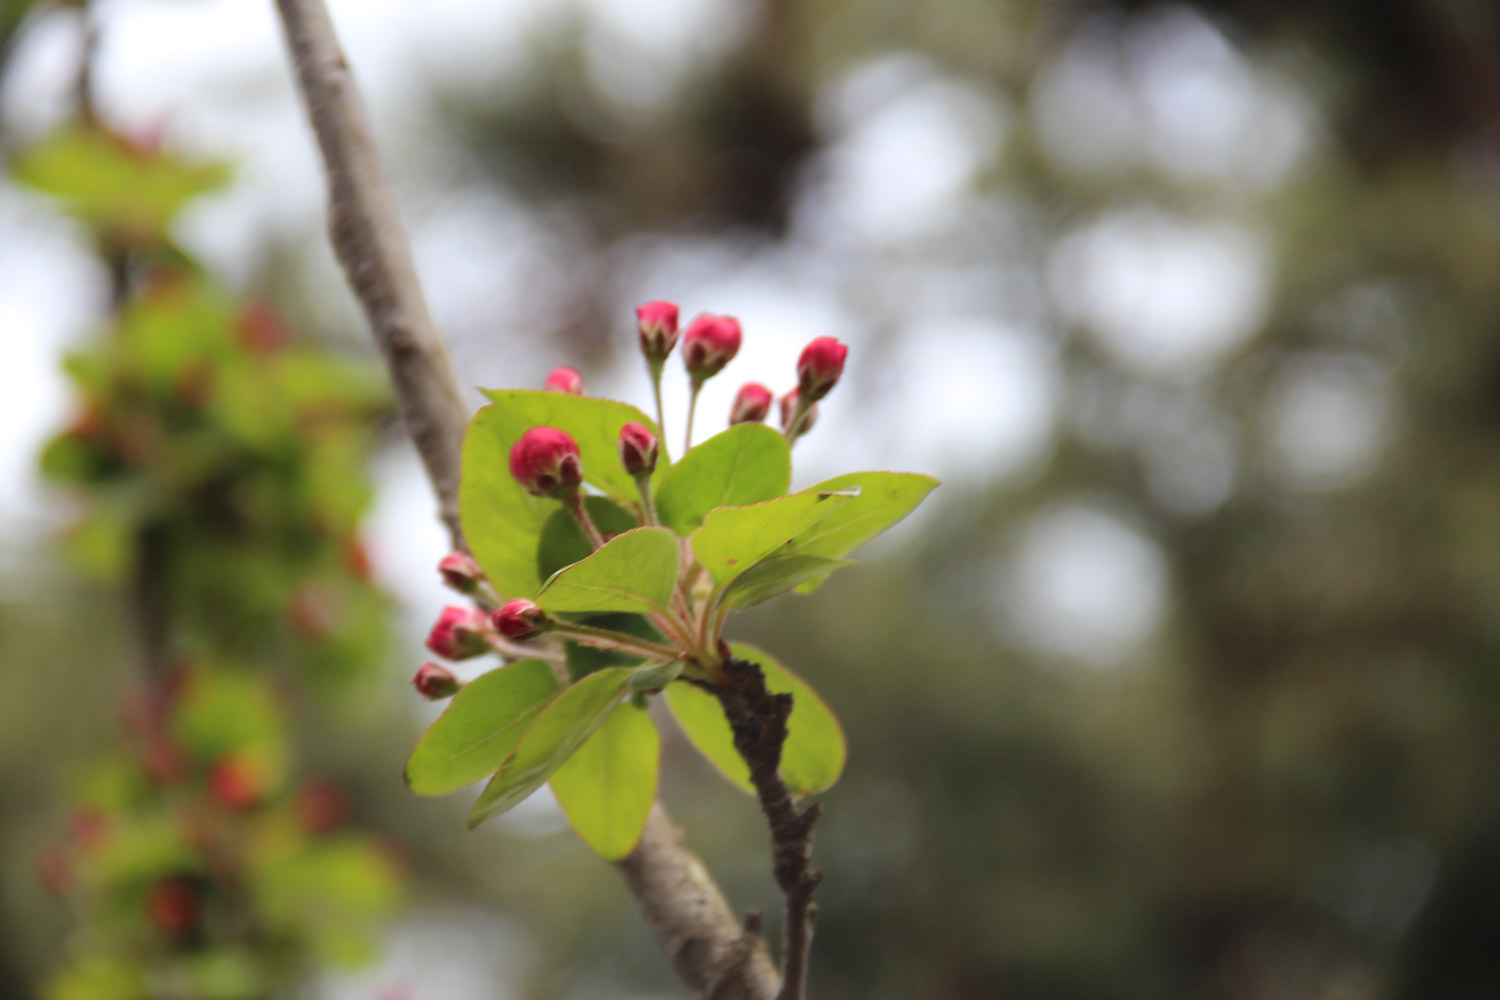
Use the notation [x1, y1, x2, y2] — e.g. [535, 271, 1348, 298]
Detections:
[690, 491, 854, 585]
[404, 660, 561, 796]
[653, 424, 789, 535]
[537, 527, 680, 614]
[461, 392, 657, 597]
[785, 473, 938, 587]
[548, 700, 660, 860]
[536, 497, 638, 581]
[469, 667, 634, 828]
[628, 659, 685, 690]
[721, 553, 853, 609]
[663, 643, 846, 798]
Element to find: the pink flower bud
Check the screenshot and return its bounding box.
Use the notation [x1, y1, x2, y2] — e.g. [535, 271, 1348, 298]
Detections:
[425, 605, 492, 660]
[543, 366, 586, 395]
[618, 421, 659, 478]
[681, 313, 742, 382]
[509, 426, 583, 498]
[636, 300, 681, 360]
[437, 551, 484, 593]
[412, 662, 462, 700]
[492, 598, 550, 641]
[730, 382, 773, 425]
[796, 337, 848, 402]
[779, 388, 819, 439]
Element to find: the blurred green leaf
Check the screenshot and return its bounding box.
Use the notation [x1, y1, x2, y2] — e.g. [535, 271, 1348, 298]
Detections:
[44, 957, 146, 1000]
[537, 527, 679, 614]
[664, 642, 845, 797]
[653, 424, 789, 535]
[469, 667, 633, 828]
[405, 659, 561, 796]
[690, 491, 854, 586]
[784, 472, 937, 592]
[548, 700, 659, 860]
[536, 497, 638, 580]
[721, 553, 853, 609]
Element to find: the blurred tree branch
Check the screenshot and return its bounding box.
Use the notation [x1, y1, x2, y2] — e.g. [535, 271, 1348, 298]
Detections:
[270, 1, 781, 995]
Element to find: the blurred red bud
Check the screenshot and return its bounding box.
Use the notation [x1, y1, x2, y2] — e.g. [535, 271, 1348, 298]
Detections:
[492, 599, 550, 642]
[144, 739, 190, 786]
[618, 421, 659, 478]
[636, 300, 681, 361]
[437, 551, 484, 594]
[543, 366, 586, 395]
[412, 662, 462, 700]
[509, 426, 583, 498]
[796, 337, 848, 403]
[236, 301, 290, 354]
[681, 314, 741, 382]
[296, 777, 349, 832]
[207, 754, 264, 810]
[425, 605, 491, 660]
[145, 877, 198, 935]
[730, 383, 773, 425]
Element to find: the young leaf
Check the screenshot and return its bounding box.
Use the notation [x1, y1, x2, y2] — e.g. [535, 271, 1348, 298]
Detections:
[785, 472, 938, 575]
[461, 391, 659, 598]
[468, 667, 634, 828]
[536, 497, 638, 580]
[653, 424, 790, 535]
[537, 527, 680, 615]
[404, 660, 561, 797]
[720, 553, 853, 610]
[548, 701, 660, 860]
[690, 491, 854, 586]
[663, 643, 846, 798]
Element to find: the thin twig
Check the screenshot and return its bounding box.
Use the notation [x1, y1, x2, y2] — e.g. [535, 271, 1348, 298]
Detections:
[717, 657, 823, 1000]
[270, 3, 779, 995]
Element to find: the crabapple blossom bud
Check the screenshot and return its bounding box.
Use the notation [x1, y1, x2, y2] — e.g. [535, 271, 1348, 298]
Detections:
[730, 382, 773, 425]
[412, 662, 462, 700]
[796, 337, 848, 402]
[425, 605, 491, 660]
[207, 755, 263, 810]
[437, 551, 484, 593]
[618, 421, 658, 478]
[146, 877, 198, 934]
[509, 427, 583, 498]
[681, 314, 741, 382]
[492, 598, 550, 641]
[543, 366, 586, 395]
[780, 388, 819, 438]
[636, 300, 680, 360]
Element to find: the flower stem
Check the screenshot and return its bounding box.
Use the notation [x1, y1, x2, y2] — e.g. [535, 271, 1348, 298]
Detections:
[565, 492, 606, 549]
[650, 360, 667, 445]
[684, 379, 702, 454]
[636, 476, 660, 527]
[551, 621, 682, 662]
[781, 396, 811, 444]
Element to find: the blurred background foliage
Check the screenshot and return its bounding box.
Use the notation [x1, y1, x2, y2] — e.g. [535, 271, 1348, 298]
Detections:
[4, 0, 1500, 999]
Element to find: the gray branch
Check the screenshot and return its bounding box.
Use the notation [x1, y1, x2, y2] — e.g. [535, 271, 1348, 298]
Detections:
[270, 2, 780, 995]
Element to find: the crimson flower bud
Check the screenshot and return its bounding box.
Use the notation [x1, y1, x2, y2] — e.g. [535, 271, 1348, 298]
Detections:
[146, 877, 198, 934]
[509, 426, 583, 498]
[543, 366, 586, 395]
[730, 382, 773, 425]
[437, 551, 484, 594]
[796, 337, 848, 403]
[618, 421, 659, 478]
[636, 300, 680, 361]
[681, 313, 742, 382]
[492, 598, 550, 641]
[425, 605, 492, 660]
[413, 662, 462, 700]
[207, 754, 263, 810]
[780, 388, 819, 438]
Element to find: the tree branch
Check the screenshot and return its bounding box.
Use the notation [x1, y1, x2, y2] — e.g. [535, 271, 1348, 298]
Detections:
[717, 657, 823, 1000]
[270, 3, 779, 996]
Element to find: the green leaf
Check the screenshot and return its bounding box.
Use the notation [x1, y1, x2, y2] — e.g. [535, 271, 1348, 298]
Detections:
[537, 527, 680, 614]
[628, 659, 685, 690]
[654, 424, 789, 535]
[468, 667, 634, 828]
[690, 491, 854, 586]
[721, 553, 853, 609]
[663, 643, 846, 798]
[548, 700, 660, 860]
[536, 497, 638, 580]
[785, 473, 938, 588]
[404, 660, 561, 796]
[461, 391, 658, 598]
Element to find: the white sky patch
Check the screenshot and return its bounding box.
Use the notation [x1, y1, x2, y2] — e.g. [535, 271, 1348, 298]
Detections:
[1028, 15, 1140, 180]
[997, 504, 1168, 668]
[1265, 356, 1394, 491]
[1050, 207, 1270, 379]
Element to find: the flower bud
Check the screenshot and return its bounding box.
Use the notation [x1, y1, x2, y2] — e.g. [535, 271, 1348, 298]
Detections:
[618, 421, 659, 478]
[509, 426, 583, 498]
[492, 598, 550, 641]
[796, 337, 848, 403]
[426, 605, 492, 660]
[412, 662, 462, 700]
[207, 754, 264, 810]
[296, 778, 349, 832]
[730, 382, 773, 425]
[636, 300, 680, 361]
[780, 388, 819, 439]
[681, 313, 742, 383]
[146, 877, 198, 934]
[437, 551, 484, 594]
[543, 366, 586, 395]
